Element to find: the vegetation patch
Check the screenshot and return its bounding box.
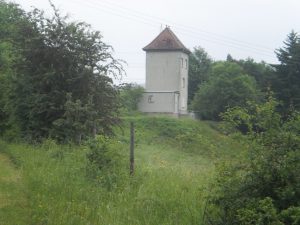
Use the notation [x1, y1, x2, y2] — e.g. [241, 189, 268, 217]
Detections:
[0, 146, 28, 225]
[0, 116, 245, 225]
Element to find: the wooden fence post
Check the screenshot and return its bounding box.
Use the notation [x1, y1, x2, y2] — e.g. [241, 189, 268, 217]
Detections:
[130, 122, 135, 175]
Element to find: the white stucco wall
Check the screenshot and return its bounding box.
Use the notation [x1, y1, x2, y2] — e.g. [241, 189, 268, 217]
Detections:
[145, 52, 179, 91]
[138, 92, 179, 113]
[140, 51, 189, 114]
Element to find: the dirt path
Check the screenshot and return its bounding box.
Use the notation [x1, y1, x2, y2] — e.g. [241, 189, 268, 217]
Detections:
[0, 153, 28, 225]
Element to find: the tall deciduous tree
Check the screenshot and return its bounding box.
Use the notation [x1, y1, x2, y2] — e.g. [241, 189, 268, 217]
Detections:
[227, 55, 274, 91]
[238, 58, 274, 91]
[3, 3, 124, 141]
[188, 47, 212, 104]
[192, 62, 258, 120]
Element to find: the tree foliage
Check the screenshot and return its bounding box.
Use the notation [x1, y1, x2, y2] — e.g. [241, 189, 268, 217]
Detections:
[238, 58, 274, 91]
[227, 55, 274, 91]
[207, 98, 300, 225]
[192, 62, 259, 120]
[0, 1, 123, 142]
[118, 83, 144, 113]
[188, 47, 212, 104]
[0, 0, 30, 136]
[272, 31, 300, 114]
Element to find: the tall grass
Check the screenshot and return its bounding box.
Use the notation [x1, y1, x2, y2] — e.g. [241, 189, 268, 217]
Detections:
[0, 144, 28, 225]
[0, 116, 243, 225]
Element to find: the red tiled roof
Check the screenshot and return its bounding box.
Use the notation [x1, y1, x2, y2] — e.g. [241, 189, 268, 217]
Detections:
[143, 27, 190, 54]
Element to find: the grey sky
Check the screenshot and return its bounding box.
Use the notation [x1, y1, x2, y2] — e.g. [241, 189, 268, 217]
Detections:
[14, 0, 300, 84]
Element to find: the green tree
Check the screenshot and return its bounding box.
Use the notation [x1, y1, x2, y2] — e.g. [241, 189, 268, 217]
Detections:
[4, 3, 123, 141]
[238, 58, 274, 91]
[0, 0, 31, 137]
[226, 54, 234, 62]
[207, 98, 300, 225]
[192, 62, 258, 120]
[119, 83, 144, 113]
[52, 93, 101, 144]
[226, 55, 274, 91]
[188, 47, 212, 104]
[272, 31, 300, 114]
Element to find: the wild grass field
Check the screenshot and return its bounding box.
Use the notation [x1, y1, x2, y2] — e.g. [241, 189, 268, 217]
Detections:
[0, 116, 244, 225]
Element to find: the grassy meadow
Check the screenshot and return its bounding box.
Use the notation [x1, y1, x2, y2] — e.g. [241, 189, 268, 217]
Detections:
[0, 116, 244, 225]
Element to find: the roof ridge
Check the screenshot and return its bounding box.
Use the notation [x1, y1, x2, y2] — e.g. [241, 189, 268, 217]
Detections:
[143, 27, 190, 54]
[167, 27, 185, 47]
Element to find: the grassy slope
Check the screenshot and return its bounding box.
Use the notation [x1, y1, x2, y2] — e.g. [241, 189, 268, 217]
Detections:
[0, 116, 243, 225]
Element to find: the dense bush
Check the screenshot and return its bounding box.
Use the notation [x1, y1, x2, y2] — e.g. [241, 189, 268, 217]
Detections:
[119, 83, 144, 113]
[86, 136, 126, 190]
[206, 98, 300, 225]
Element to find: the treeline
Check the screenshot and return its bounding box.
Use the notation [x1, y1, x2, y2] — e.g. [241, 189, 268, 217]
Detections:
[0, 1, 124, 143]
[188, 32, 300, 120]
[187, 35, 300, 224]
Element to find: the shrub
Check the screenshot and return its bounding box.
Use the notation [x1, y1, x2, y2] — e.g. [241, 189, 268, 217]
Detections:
[119, 83, 144, 113]
[86, 136, 125, 190]
[207, 98, 300, 225]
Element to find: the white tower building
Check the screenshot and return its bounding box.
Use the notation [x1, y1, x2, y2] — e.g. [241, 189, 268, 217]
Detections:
[138, 27, 190, 115]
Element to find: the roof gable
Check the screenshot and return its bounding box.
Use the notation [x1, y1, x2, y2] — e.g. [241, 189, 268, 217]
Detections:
[143, 27, 190, 54]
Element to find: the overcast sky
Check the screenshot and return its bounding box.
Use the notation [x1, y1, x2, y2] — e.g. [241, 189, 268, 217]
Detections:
[13, 0, 300, 84]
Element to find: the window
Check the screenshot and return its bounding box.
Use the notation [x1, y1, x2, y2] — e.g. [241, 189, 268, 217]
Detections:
[148, 95, 154, 103]
[185, 59, 188, 69]
[180, 58, 183, 68]
[182, 78, 185, 88]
